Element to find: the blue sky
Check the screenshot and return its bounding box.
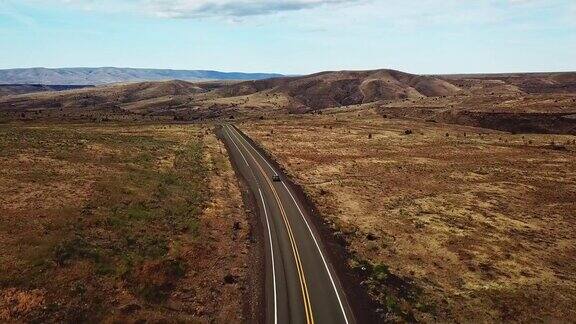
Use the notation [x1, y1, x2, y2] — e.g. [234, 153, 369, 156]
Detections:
[0, 0, 574, 74]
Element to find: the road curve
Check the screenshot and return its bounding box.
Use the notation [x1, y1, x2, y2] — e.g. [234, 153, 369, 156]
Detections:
[221, 124, 355, 324]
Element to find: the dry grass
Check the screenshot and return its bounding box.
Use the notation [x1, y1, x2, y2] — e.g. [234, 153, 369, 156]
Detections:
[0, 123, 250, 322]
[241, 110, 576, 322]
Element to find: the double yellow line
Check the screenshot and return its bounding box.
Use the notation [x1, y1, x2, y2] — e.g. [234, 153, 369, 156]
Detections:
[227, 125, 314, 324]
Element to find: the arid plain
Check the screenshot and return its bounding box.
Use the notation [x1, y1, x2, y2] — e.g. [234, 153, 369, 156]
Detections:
[0, 124, 254, 322]
[240, 109, 575, 322]
[0, 69, 575, 322]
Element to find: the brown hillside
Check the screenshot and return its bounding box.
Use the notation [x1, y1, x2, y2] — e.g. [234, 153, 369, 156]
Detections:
[440, 72, 576, 94]
[218, 69, 462, 111]
[1, 69, 574, 134]
[0, 80, 217, 120]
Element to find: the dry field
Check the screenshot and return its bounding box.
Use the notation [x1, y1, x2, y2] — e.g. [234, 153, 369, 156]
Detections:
[240, 110, 576, 322]
[0, 123, 252, 322]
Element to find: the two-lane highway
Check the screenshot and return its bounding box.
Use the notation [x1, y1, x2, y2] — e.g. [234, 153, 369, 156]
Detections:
[221, 125, 355, 324]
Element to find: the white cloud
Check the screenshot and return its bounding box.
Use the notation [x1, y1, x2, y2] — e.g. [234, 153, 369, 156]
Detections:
[145, 0, 363, 18]
[19, 0, 574, 26]
[22, 0, 364, 18]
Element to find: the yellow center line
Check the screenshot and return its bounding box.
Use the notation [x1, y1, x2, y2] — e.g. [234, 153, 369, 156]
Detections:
[227, 125, 315, 324]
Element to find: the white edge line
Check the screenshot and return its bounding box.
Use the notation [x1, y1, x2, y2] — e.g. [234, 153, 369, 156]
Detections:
[227, 125, 277, 323]
[259, 188, 278, 324]
[282, 182, 350, 324]
[225, 126, 250, 168]
[231, 126, 278, 177]
[232, 126, 350, 324]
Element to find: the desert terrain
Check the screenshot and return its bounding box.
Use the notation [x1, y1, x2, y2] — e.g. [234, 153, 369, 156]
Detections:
[0, 68, 575, 322]
[240, 109, 576, 322]
[0, 123, 256, 322]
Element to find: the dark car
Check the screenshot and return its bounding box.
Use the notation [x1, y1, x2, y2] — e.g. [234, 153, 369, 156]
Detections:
[272, 174, 281, 182]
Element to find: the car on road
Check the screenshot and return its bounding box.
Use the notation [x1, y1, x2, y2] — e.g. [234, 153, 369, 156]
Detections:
[272, 174, 281, 182]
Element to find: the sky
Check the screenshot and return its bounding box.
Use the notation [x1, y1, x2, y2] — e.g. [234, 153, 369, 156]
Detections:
[0, 0, 575, 75]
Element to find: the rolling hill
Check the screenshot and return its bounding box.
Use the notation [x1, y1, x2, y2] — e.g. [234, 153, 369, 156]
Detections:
[0, 69, 574, 134]
[0, 80, 213, 117]
[217, 69, 462, 111]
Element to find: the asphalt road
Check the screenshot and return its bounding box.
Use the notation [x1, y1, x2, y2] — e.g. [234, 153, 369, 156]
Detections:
[221, 125, 355, 324]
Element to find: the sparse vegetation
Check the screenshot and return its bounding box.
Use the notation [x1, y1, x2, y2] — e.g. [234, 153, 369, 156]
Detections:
[0, 67, 575, 322]
[242, 112, 576, 322]
[0, 123, 251, 322]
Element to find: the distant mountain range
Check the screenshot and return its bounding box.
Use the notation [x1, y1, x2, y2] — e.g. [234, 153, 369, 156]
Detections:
[0, 67, 283, 85]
